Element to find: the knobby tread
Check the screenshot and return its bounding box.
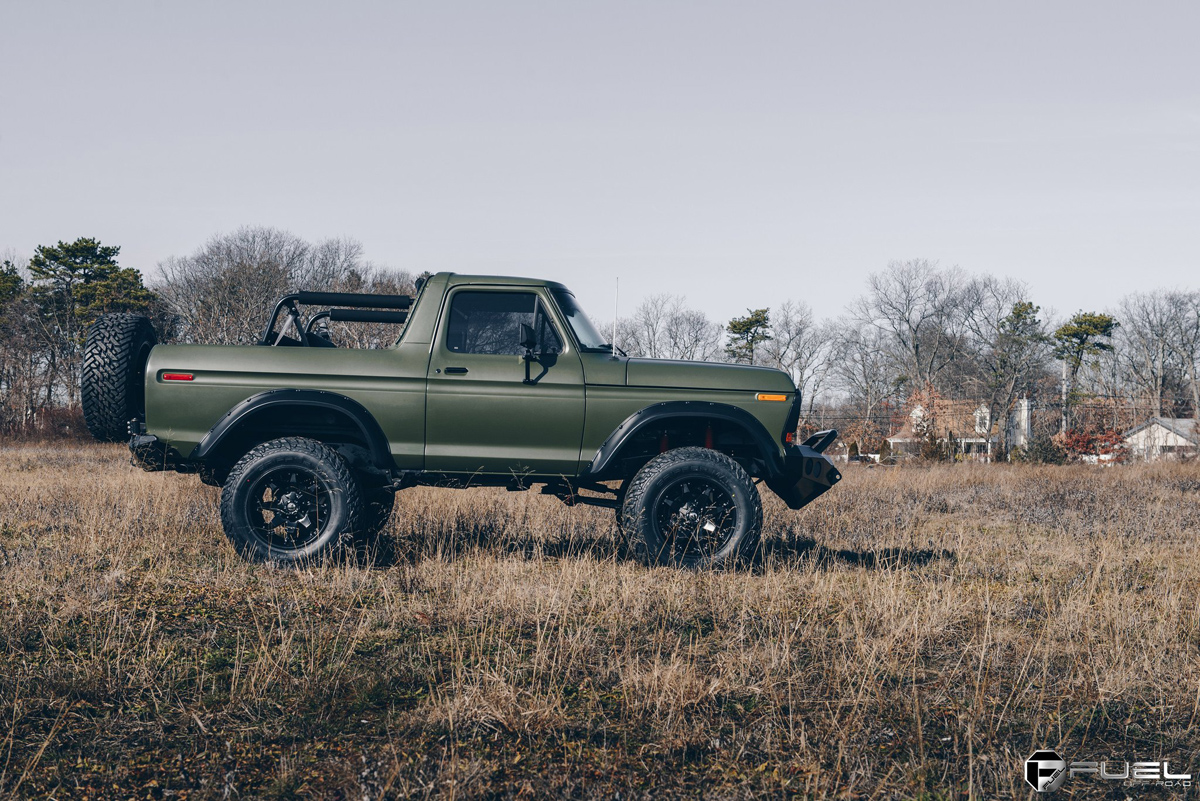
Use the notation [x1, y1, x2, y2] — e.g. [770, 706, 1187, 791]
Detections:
[81, 313, 156, 441]
[620, 446, 763, 568]
[220, 437, 364, 564]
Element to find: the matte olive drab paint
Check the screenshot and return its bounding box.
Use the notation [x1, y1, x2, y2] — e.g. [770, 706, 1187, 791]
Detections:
[625, 358, 792, 392]
[577, 383, 793, 473]
[424, 284, 586, 474]
[392, 272, 447, 347]
[142, 272, 808, 483]
[144, 344, 430, 468]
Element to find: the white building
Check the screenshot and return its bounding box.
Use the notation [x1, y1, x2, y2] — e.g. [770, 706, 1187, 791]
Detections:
[1123, 417, 1199, 460]
[1006, 397, 1032, 451]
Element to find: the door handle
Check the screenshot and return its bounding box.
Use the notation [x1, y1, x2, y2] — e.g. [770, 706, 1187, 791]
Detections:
[444, 366, 469, 374]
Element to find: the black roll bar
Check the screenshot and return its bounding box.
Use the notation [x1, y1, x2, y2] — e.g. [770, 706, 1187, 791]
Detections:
[303, 308, 409, 337]
[261, 292, 414, 345]
[294, 291, 412, 310]
[329, 308, 409, 324]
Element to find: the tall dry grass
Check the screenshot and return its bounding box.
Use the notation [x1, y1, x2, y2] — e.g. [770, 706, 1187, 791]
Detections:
[1, 443, 1198, 798]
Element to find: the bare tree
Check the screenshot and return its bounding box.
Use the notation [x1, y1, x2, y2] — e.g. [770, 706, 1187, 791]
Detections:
[667, 306, 725, 361]
[157, 227, 311, 345]
[961, 276, 1050, 457]
[1165, 290, 1200, 420]
[851, 259, 967, 392]
[155, 227, 412, 347]
[759, 300, 834, 416]
[828, 321, 900, 447]
[0, 251, 43, 430]
[1116, 291, 1185, 417]
[618, 294, 673, 359]
[315, 265, 416, 349]
[618, 294, 723, 361]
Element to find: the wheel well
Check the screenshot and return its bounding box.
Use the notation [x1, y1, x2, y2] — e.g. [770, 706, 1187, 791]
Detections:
[605, 415, 769, 481]
[199, 404, 386, 485]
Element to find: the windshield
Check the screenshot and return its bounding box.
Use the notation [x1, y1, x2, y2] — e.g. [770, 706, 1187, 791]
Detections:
[551, 288, 610, 352]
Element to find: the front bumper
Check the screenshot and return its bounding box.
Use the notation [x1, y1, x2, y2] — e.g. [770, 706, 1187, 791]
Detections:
[765, 431, 842, 510]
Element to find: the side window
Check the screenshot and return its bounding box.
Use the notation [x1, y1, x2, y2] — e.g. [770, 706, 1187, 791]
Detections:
[445, 291, 562, 355]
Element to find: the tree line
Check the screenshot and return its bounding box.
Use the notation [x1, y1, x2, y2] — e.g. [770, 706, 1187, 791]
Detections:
[616, 259, 1199, 460]
[2, 231, 1197, 459]
[0, 228, 411, 435]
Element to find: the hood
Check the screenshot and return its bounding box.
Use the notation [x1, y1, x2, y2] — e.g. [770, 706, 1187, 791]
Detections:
[625, 358, 795, 392]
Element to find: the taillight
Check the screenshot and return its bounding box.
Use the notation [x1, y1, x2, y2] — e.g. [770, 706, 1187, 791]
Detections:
[785, 431, 795, 444]
[162, 372, 194, 381]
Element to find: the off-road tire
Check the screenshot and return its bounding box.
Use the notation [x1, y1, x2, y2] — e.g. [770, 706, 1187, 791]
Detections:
[81, 314, 157, 441]
[220, 437, 364, 564]
[614, 480, 630, 531]
[621, 447, 762, 569]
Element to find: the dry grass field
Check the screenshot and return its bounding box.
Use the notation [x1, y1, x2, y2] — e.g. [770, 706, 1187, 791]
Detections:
[1, 443, 1199, 799]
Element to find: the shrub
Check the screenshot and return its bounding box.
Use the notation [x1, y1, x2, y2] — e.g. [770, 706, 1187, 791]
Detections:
[1014, 432, 1066, 464]
[1056, 429, 1129, 463]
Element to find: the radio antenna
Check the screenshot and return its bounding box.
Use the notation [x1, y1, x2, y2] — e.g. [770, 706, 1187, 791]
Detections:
[611, 277, 619, 359]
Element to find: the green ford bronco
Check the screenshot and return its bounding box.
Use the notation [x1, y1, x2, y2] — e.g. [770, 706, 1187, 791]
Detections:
[81, 272, 840, 568]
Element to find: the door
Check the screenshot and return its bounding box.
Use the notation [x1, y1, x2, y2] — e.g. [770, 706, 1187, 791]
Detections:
[425, 287, 586, 475]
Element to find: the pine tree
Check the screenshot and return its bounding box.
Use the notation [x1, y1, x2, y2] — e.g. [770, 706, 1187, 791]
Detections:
[725, 308, 771, 364]
[27, 238, 156, 404]
[1053, 311, 1117, 431]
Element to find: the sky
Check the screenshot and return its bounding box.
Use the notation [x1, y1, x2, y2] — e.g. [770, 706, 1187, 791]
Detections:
[1, 1, 1197, 325]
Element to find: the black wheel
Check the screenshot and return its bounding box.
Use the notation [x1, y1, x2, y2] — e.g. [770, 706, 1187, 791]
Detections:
[220, 437, 363, 563]
[621, 447, 762, 569]
[81, 314, 157, 441]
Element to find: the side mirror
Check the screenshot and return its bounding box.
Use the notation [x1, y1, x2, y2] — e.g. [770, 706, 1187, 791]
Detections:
[519, 323, 538, 353]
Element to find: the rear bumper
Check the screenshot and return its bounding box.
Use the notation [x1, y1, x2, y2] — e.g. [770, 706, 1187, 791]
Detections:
[128, 426, 190, 473]
[765, 433, 841, 511]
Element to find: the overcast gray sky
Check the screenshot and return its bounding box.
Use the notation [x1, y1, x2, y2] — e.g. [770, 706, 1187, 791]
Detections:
[2, 1, 1197, 323]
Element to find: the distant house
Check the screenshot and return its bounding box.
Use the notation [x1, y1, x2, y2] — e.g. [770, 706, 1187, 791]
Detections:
[1123, 417, 1199, 460]
[885, 398, 1032, 461]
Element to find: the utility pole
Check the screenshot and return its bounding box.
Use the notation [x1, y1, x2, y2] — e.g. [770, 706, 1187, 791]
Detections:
[1112, 353, 1119, 430]
[1061, 360, 1068, 433]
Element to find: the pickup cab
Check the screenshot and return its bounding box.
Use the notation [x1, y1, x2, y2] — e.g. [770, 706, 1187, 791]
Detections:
[81, 272, 840, 568]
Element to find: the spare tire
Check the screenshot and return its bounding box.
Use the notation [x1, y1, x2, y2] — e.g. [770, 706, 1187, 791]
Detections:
[82, 314, 157, 442]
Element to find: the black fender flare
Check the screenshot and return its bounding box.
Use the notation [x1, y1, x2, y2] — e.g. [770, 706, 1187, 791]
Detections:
[582, 400, 784, 479]
[190, 389, 393, 471]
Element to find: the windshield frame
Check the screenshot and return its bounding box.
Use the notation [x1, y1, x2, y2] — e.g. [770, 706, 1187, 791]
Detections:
[549, 287, 611, 353]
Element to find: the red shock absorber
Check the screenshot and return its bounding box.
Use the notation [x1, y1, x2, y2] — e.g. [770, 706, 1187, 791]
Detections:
[704, 423, 714, 449]
[659, 431, 669, 452]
